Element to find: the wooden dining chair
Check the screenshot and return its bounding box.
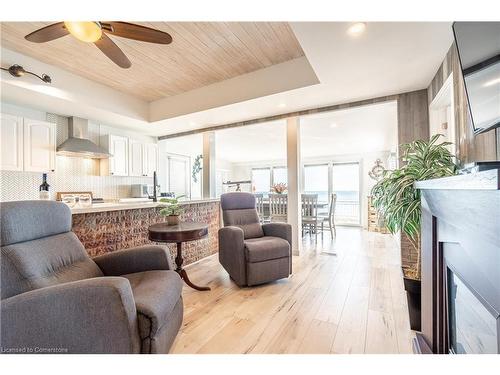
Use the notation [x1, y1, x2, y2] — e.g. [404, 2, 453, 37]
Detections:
[319, 193, 337, 238]
[269, 193, 287, 222]
[254, 193, 266, 224]
[301, 194, 319, 240]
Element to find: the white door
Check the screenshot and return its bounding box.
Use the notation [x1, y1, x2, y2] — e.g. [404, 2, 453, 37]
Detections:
[167, 154, 190, 198]
[109, 135, 128, 176]
[23, 119, 56, 173]
[0, 113, 24, 171]
[143, 143, 158, 177]
[129, 139, 144, 177]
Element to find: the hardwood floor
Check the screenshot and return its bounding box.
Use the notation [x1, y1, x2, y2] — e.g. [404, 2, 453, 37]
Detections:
[170, 227, 415, 354]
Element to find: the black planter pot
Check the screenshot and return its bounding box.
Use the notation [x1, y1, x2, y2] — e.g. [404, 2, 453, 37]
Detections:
[403, 277, 421, 331]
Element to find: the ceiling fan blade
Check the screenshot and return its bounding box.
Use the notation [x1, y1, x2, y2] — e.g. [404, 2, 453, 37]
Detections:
[103, 22, 172, 44]
[94, 33, 131, 68]
[25, 22, 69, 43]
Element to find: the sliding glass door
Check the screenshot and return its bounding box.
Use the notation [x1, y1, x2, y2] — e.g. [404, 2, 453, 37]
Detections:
[303, 161, 361, 225]
[303, 164, 329, 215]
[332, 162, 360, 225]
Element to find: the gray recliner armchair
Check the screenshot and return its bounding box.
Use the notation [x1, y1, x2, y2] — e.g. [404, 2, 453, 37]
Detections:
[218, 192, 292, 287]
[0, 201, 183, 354]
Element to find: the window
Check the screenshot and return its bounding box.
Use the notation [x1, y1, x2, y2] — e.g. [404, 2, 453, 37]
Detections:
[304, 164, 329, 203]
[272, 167, 287, 186]
[251, 168, 271, 195]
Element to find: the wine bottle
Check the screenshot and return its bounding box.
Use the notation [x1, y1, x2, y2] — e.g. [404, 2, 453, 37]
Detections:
[39, 173, 50, 200]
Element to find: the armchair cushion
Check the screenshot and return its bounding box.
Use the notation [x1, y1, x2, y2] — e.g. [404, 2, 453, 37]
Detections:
[1, 232, 103, 299]
[223, 209, 264, 239]
[122, 270, 183, 341]
[244, 236, 291, 263]
[93, 245, 173, 276]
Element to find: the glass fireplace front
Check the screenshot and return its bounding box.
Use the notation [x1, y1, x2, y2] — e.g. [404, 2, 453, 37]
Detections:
[447, 269, 499, 354]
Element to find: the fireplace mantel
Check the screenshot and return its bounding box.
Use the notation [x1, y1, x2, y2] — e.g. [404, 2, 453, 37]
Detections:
[415, 169, 500, 354]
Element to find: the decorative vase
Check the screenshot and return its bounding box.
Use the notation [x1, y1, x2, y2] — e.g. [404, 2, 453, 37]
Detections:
[167, 215, 180, 225]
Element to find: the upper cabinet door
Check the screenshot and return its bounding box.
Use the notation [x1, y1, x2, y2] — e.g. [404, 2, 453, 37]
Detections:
[23, 119, 56, 173]
[129, 139, 144, 177]
[109, 134, 129, 176]
[0, 113, 24, 171]
[143, 143, 158, 177]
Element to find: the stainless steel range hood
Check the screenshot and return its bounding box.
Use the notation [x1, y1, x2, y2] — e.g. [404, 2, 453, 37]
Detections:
[57, 117, 111, 159]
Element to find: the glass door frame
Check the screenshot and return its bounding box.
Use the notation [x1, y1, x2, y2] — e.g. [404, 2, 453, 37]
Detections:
[301, 160, 362, 227]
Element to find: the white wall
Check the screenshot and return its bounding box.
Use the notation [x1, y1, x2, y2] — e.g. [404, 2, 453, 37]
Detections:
[0, 101, 156, 202]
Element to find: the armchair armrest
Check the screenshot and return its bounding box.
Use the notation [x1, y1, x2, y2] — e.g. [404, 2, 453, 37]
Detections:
[93, 245, 174, 276]
[262, 222, 292, 247]
[218, 226, 246, 286]
[0, 277, 140, 354]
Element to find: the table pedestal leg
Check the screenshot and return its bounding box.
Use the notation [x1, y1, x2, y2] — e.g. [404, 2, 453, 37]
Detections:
[175, 242, 211, 291]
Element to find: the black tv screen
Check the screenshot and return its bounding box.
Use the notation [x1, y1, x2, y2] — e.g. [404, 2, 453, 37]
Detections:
[452, 22, 500, 134]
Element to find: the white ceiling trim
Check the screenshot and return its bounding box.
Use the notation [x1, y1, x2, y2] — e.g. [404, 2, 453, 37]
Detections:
[149, 56, 319, 122]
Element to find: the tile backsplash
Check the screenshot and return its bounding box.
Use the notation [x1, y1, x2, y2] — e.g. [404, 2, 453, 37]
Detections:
[0, 107, 154, 202]
[0, 166, 152, 202]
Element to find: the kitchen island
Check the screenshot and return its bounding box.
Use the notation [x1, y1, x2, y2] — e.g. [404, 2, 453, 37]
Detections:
[71, 198, 220, 265]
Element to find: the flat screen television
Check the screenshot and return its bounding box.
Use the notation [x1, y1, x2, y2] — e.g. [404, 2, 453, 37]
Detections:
[452, 22, 500, 134]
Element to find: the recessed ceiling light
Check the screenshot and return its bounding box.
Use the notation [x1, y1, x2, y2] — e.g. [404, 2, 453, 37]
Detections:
[347, 22, 366, 36]
[330, 123, 338, 128]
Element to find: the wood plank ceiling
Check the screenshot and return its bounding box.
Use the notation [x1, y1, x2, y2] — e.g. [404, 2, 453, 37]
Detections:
[0, 22, 304, 102]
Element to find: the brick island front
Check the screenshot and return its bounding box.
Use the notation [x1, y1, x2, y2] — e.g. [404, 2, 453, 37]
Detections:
[71, 199, 220, 265]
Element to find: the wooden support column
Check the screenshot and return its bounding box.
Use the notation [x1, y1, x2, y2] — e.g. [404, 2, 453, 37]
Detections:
[202, 131, 216, 199]
[286, 117, 302, 256]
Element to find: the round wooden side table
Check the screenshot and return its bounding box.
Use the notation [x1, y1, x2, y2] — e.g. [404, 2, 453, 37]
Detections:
[148, 221, 210, 291]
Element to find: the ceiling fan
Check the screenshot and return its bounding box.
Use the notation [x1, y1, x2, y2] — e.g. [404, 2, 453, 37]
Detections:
[24, 22, 173, 69]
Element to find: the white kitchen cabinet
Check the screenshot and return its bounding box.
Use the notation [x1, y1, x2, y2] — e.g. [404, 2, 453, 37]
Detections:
[23, 119, 56, 173]
[100, 134, 129, 176]
[0, 113, 24, 171]
[129, 139, 144, 177]
[142, 143, 158, 177]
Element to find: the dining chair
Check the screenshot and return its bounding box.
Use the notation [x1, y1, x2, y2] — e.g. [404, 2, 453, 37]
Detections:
[319, 193, 337, 238]
[269, 193, 287, 222]
[254, 193, 266, 224]
[301, 194, 319, 240]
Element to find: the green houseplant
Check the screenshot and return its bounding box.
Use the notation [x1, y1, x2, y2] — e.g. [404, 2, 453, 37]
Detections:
[159, 195, 186, 225]
[371, 134, 457, 330]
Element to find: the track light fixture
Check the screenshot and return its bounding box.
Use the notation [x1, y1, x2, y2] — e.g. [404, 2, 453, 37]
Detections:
[1, 64, 52, 83]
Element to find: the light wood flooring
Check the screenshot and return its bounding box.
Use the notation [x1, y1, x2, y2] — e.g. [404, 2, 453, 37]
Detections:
[170, 227, 415, 354]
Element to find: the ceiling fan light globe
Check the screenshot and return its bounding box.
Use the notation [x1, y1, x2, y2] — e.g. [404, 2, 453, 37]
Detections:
[64, 21, 102, 43]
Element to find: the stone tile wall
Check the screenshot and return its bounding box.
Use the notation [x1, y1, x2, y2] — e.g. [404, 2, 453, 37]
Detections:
[72, 201, 220, 265]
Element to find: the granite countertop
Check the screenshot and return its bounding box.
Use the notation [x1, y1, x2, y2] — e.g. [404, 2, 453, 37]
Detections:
[70, 198, 220, 214]
[415, 169, 499, 191]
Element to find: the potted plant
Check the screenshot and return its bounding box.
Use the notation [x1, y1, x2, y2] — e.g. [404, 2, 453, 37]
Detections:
[371, 134, 457, 331]
[159, 195, 186, 225]
[272, 182, 287, 194]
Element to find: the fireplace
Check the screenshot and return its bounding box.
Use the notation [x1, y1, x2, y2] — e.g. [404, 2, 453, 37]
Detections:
[447, 268, 499, 354]
[414, 170, 500, 354]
